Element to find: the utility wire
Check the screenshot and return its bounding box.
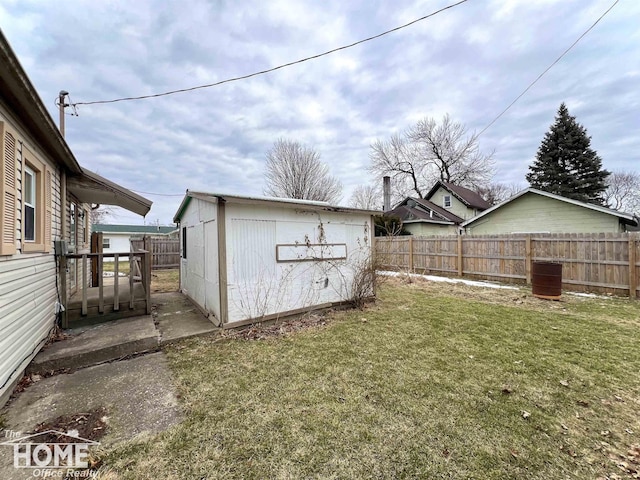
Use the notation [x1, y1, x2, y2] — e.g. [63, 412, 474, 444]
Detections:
[478, 0, 619, 137]
[73, 0, 468, 106]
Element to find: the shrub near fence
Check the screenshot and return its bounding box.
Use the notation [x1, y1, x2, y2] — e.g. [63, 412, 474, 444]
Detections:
[375, 233, 640, 298]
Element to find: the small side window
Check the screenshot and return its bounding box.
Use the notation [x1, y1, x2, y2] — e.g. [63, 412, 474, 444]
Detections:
[182, 226, 187, 259]
[443, 195, 452, 208]
[102, 238, 111, 249]
[23, 166, 36, 242]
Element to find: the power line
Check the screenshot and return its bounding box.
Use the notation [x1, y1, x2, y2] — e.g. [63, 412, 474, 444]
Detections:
[73, 0, 469, 107]
[478, 0, 619, 137]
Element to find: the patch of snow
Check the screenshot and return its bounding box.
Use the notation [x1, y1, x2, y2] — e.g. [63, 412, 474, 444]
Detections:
[103, 271, 127, 277]
[378, 271, 519, 290]
[566, 291, 610, 299]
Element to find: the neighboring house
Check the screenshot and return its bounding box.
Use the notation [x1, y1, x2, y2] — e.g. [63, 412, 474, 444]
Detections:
[0, 31, 152, 406]
[92, 224, 176, 260]
[461, 188, 638, 234]
[386, 181, 492, 236]
[173, 192, 376, 328]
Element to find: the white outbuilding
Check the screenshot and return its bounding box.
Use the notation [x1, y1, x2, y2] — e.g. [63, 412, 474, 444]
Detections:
[173, 192, 377, 328]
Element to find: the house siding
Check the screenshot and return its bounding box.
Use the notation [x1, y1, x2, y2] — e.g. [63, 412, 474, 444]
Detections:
[0, 255, 57, 405]
[404, 222, 458, 236]
[64, 193, 91, 293]
[429, 186, 476, 220]
[465, 193, 621, 234]
[0, 102, 64, 405]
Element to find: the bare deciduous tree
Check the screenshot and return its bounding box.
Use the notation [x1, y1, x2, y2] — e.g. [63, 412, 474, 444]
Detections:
[604, 170, 640, 213]
[349, 184, 381, 210]
[370, 114, 494, 198]
[89, 205, 115, 225]
[264, 139, 342, 203]
[370, 134, 427, 198]
[476, 182, 524, 205]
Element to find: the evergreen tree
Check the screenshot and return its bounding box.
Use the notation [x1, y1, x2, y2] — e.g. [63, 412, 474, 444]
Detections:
[526, 103, 610, 204]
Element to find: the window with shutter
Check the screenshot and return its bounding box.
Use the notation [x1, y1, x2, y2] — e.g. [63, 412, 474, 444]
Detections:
[0, 122, 17, 255]
[21, 146, 50, 253]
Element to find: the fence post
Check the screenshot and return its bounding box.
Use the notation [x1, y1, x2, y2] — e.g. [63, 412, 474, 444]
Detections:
[457, 235, 463, 277]
[408, 237, 414, 271]
[143, 235, 152, 270]
[145, 250, 152, 313]
[90, 232, 99, 287]
[81, 254, 88, 316]
[525, 235, 532, 284]
[630, 234, 637, 300]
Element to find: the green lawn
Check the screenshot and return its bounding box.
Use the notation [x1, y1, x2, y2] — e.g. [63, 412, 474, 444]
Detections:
[100, 277, 640, 479]
[101, 260, 131, 274]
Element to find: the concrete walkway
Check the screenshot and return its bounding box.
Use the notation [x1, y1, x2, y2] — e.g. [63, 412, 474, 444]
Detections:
[0, 353, 182, 479]
[153, 292, 219, 344]
[0, 292, 218, 479]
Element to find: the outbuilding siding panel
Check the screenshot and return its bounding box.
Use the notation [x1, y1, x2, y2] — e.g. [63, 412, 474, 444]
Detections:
[178, 196, 374, 326]
[225, 204, 372, 324]
[203, 219, 220, 320]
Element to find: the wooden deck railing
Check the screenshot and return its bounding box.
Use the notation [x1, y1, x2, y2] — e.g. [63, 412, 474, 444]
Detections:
[59, 250, 152, 328]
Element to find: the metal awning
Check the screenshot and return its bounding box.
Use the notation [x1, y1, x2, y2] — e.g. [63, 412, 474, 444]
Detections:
[67, 169, 152, 216]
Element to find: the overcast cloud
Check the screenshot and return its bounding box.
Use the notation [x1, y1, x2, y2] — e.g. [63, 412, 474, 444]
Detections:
[1, 0, 637, 224]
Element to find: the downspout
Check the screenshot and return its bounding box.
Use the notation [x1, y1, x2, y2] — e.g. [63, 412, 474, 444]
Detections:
[61, 171, 67, 240]
[58, 91, 69, 326]
[58, 91, 69, 242]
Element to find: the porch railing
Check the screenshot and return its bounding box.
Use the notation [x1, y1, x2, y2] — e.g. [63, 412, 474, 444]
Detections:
[59, 249, 152, 328]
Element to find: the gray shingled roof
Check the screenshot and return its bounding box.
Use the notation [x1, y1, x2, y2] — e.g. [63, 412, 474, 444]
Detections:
[386, 197, 463, 224]
[93, 224, 176, 234]
[426, 181, 492, 210]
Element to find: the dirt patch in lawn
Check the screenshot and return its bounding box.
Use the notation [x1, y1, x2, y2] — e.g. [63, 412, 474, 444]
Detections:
[32, 406, 108, 443]
[220, 312, 335, 340]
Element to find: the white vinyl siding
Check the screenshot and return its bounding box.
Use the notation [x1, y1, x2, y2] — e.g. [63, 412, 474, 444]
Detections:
[0, 255, 57, 405]
[0, 106, 64, 407]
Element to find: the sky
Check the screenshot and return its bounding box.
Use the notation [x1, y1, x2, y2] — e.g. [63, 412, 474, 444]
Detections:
[1, 0, 638, 225]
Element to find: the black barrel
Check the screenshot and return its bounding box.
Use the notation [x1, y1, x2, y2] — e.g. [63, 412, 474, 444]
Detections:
[532, 261, 562, 300]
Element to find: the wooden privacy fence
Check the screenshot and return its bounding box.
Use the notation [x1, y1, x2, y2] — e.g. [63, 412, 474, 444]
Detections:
[130, 235, 180, 270]
[375, 233, 640, 298]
